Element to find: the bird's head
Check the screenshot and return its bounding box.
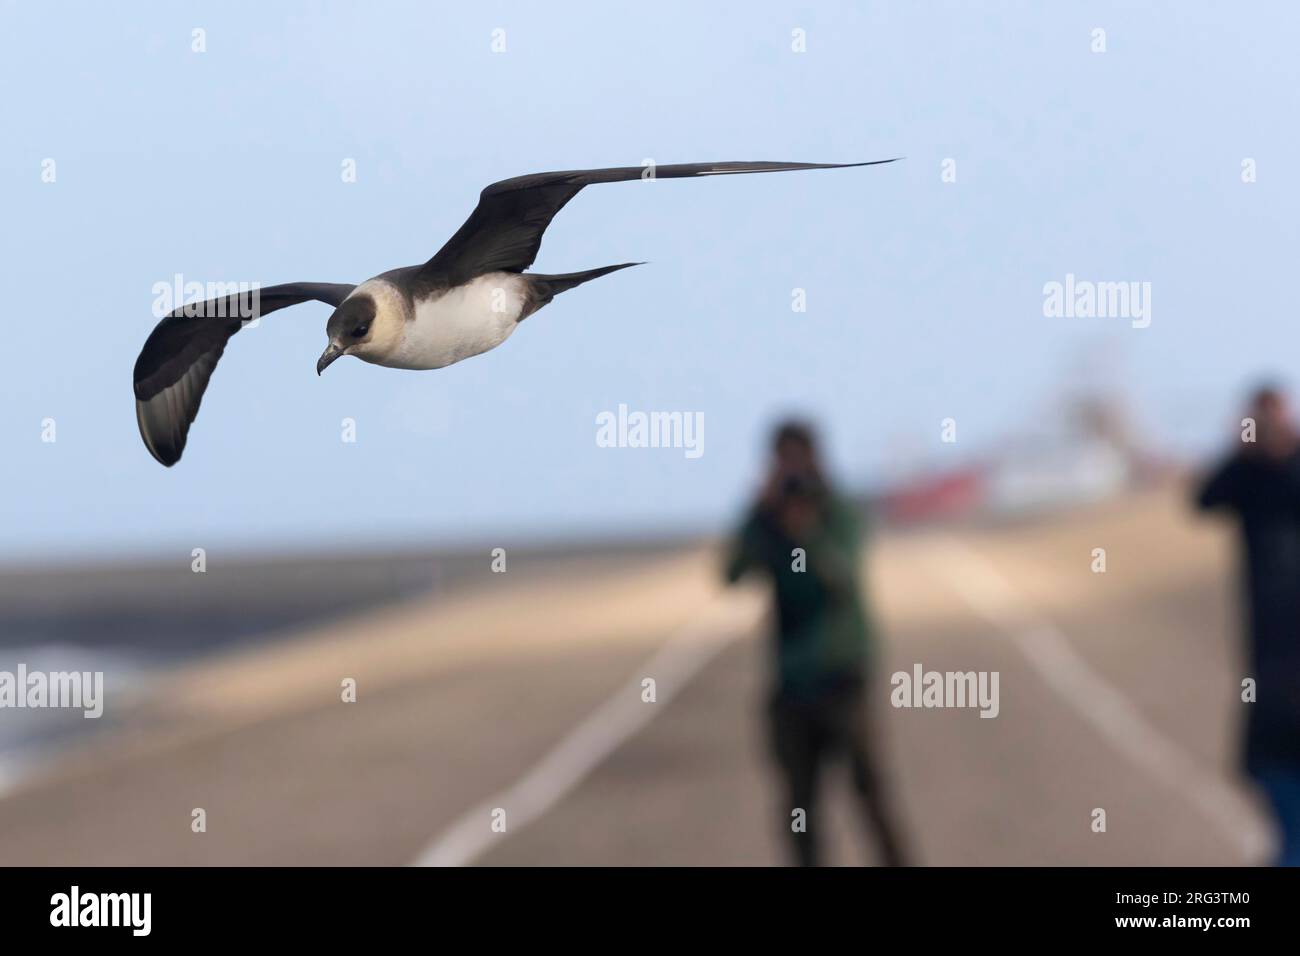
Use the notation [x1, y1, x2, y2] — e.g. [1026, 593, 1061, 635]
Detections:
[318, 293, 389, 374]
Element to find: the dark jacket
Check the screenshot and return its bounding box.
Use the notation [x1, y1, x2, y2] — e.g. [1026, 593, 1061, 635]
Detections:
[1197, 450, 1300, 773]
[724, 493, 873, 699]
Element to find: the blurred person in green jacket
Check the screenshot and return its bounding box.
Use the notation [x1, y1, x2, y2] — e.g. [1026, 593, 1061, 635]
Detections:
[725, 420, 908, 866]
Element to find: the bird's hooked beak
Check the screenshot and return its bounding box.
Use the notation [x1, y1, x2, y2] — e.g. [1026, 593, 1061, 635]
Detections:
[317, 343, 344, 375]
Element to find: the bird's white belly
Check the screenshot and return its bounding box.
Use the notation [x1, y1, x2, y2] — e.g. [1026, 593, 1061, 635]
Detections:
[387, 273, 528, 370]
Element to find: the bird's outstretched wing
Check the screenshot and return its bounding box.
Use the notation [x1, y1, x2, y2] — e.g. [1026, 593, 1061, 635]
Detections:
[133, 281, 355, 466]
[419, 159, 899, 288]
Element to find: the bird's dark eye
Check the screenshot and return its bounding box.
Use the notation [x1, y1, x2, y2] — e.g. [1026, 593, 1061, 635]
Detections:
[352, 325, 369, 338]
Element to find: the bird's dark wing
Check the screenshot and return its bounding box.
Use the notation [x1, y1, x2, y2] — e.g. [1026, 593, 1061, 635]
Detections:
[133, 281, 355, 466]
[419, 160, 898, 287]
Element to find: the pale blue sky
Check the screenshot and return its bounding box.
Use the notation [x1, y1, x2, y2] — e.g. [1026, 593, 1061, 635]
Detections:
[2, 1, 1297, 561]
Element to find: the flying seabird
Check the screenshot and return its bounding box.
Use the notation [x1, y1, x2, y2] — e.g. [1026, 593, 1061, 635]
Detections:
[133, 159, 898, 466]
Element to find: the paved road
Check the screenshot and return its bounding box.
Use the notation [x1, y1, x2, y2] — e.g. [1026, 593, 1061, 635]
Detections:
[0, 487, 1273, 865]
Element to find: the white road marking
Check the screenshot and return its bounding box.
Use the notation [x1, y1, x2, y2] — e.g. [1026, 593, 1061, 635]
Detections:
[928, 535, 1272, 862]
[412, 589, 762, 867]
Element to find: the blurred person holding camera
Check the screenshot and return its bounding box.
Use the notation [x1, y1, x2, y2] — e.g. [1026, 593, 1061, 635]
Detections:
[724, 420, 908, 866]
[1195, 384, 1300, 866]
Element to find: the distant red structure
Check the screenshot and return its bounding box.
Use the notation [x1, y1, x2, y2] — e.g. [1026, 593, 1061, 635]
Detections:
[881, 468, 986, 524]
